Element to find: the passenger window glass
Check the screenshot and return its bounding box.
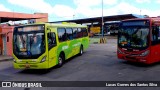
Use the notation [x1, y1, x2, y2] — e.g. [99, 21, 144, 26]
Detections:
[66, 28, 73, 40]
[73, 28, 77, 39]
[58, 28, 66, 42]
[82, 28, 88, 37]
[77, 28, 83, 38]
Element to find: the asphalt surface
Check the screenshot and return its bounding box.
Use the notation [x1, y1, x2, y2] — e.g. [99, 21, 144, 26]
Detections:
[0, 39, 160, 90]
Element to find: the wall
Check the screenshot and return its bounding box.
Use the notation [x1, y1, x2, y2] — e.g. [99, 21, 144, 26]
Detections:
[0, 27, 2, 55]
[34, 13, 48, 23]
[1, 25, 14, 56]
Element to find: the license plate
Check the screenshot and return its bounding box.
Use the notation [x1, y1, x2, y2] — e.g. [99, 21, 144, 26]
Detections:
[126, 56, 136, 60]
[25, 64, 30, 68]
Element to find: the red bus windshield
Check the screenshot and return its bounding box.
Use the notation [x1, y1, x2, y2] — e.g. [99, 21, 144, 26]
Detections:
[118, 20, 150, 50]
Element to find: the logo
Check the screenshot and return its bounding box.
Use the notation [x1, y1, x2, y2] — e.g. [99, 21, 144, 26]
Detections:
[2, 82, 11, 87]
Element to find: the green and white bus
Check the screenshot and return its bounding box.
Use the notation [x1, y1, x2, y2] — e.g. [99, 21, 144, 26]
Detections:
[12, 22, 89, 69]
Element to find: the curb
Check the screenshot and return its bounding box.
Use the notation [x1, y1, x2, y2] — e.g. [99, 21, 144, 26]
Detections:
[0, 58, 13, 62]
[89, 38, 100, 44]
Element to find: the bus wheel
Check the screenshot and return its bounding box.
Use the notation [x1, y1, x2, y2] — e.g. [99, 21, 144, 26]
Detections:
[58, 54, 64, 67]
[79, 45, 83, 56]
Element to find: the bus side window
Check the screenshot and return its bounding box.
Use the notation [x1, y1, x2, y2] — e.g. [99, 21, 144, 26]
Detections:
[73, 28, 77, 39]
[82, 28, 88, 37]
[48, 32, 56, 50]
[66, 28, 73, 40]
[77, 28, 83, 38]
[58, 28, 66, 42]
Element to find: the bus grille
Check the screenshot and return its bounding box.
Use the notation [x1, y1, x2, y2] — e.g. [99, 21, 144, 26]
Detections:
[125, 56, 136, 60]
[19, 65, 38, 67]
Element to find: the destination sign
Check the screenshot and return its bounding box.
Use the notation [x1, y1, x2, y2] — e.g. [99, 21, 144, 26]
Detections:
[122, 20, 150, 26]
[18, 25, 44, 32]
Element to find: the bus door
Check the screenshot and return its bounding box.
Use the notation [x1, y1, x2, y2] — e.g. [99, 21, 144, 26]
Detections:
[47, 31, 57, 67]
[151, 26, 160, 62]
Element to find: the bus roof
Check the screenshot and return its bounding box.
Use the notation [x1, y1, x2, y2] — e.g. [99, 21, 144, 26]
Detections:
[14, 22, 87, 28]
[122, 17, 160, 25]
[46, 22, 87, 28]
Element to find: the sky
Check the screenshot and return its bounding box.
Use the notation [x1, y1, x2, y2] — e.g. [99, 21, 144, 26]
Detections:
[1, 0, 160, 22]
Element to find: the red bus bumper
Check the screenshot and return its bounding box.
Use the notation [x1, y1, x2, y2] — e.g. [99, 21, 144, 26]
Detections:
[117, 53, 151, 64]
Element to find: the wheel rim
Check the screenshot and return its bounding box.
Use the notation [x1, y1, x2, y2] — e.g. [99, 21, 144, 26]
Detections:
[59, 57, 63, 65]
[80, 48, 83, 54]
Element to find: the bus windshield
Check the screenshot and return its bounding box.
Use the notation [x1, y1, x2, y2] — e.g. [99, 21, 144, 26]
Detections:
[13, 25, 45, 59]
[118, 26, 149, 50]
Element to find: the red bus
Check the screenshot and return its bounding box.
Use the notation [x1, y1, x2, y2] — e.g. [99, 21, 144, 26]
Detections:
[117, 17, 160, 64]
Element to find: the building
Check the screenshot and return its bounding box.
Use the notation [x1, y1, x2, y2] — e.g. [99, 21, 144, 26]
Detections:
[0, 24, 13, 55]
[0, 11, 48, 56]
[0, 27, 2, 55]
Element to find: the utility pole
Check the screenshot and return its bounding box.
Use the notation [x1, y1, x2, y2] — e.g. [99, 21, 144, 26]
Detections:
[102, 0, 104, 37]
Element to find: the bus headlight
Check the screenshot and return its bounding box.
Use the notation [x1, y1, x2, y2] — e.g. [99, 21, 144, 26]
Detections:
[40, 56, 46, 63]
[13, 59, 16, 63]
[140, 50, 150, 57]
[118, 48, 124, 54]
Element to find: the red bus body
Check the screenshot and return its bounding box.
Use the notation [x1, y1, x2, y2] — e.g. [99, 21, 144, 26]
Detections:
[117, 18, 160, 64]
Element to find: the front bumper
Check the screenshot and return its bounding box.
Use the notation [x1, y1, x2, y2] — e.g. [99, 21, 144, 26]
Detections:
[13, 61, 48, 69]
[118, 53, 150, 64]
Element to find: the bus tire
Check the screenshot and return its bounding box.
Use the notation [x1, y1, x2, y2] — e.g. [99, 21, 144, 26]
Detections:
[79, 45, 83, 56]
[57, 53, 64, 67]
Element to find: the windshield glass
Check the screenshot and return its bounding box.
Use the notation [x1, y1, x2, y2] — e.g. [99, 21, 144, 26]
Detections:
[118, 26, 149, 50]
[13, 25, 45, 59]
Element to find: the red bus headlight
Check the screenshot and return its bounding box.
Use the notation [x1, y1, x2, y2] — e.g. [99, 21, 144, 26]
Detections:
[140, 50, 150, 57]
[118, 48, 124, 54]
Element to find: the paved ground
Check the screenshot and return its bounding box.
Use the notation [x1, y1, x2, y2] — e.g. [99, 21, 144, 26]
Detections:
[0, 39, 160, 90]
[0, 55, 13, 62]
